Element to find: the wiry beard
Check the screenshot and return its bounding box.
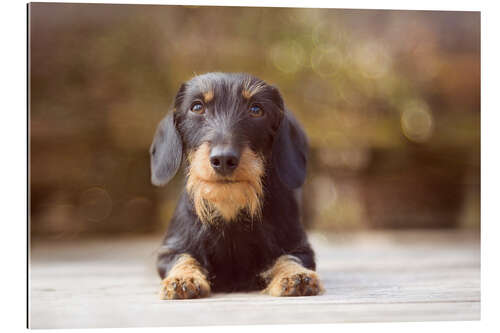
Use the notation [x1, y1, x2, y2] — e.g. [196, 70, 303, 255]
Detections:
[186, 143, 264, 224]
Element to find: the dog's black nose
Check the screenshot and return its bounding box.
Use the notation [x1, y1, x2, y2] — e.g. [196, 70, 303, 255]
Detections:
[210, 146, 240, 176]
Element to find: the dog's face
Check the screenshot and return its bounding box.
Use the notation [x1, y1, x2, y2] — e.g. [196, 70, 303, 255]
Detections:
[150, 73, 308, 224]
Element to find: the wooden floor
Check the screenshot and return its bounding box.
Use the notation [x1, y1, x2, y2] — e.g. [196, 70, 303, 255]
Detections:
[29, 230, 480, 328]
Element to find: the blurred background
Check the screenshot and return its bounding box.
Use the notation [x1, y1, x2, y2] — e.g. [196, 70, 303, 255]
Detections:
[29, 3, 480, 239]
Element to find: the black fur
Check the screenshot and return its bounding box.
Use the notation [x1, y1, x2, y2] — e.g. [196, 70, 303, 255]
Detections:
[272, 110, 308, 189]
[150, 113, 182, 186]
[151, 72, 315, 292]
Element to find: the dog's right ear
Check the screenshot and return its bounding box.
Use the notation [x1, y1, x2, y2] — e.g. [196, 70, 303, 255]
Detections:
[150, 112, 182, 186]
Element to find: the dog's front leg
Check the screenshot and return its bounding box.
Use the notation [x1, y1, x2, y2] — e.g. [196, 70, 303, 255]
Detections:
[261, 255, 324, 297]
[158, 253, 211, 300]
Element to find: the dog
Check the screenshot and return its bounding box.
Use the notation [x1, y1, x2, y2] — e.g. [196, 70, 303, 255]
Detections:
[150, 72, 323, 299]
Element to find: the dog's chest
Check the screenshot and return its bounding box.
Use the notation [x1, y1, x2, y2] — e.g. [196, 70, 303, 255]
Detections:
[201, 222, 279, 291]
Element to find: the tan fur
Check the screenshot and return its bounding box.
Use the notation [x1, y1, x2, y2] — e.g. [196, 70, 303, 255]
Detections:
[159, 254, 211, 300]
[242, 89, 252, 99]
[203, 90, 214, 103]
[186, 143, 264, 224]
[262, 255, 324, 297]
[242, 77, 266, 99]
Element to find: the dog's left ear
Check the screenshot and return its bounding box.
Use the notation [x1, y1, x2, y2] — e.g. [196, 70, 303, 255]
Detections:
[150, 112, 183, 186]
[272, 109, 309, 190]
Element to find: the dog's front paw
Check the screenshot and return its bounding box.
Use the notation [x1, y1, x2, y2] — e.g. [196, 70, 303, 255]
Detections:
[160, 275, 211, 300]
[262, 255, 324, 297]
[267, 270, 323, 297]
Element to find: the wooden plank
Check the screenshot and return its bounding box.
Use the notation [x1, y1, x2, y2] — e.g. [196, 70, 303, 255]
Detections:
[29, 230, 480, 328]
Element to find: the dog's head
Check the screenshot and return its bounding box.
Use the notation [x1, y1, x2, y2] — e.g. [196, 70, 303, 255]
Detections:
[150, 72, 308, 223]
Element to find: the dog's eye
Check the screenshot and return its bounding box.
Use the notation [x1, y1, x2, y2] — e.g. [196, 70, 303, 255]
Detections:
[249, 104, 264, 118]
[190, 101, 205, 114]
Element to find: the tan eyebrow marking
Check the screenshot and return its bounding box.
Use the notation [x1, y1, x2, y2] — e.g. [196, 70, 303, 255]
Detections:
[242, 78, 266, 99]
[203, 90, 214, 103]
[242, 89, 252, 99]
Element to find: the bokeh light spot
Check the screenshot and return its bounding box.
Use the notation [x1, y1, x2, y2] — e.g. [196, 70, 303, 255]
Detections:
[401, 100, 434, 143]
[78, 187, 113, 222]
[270, 40, 305, 74]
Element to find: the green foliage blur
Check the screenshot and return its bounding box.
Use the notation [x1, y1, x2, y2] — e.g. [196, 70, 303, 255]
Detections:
[29, 3, 480, 237]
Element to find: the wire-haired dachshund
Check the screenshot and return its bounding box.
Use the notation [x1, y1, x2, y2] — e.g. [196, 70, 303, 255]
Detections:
[150, 72, 323, 299]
